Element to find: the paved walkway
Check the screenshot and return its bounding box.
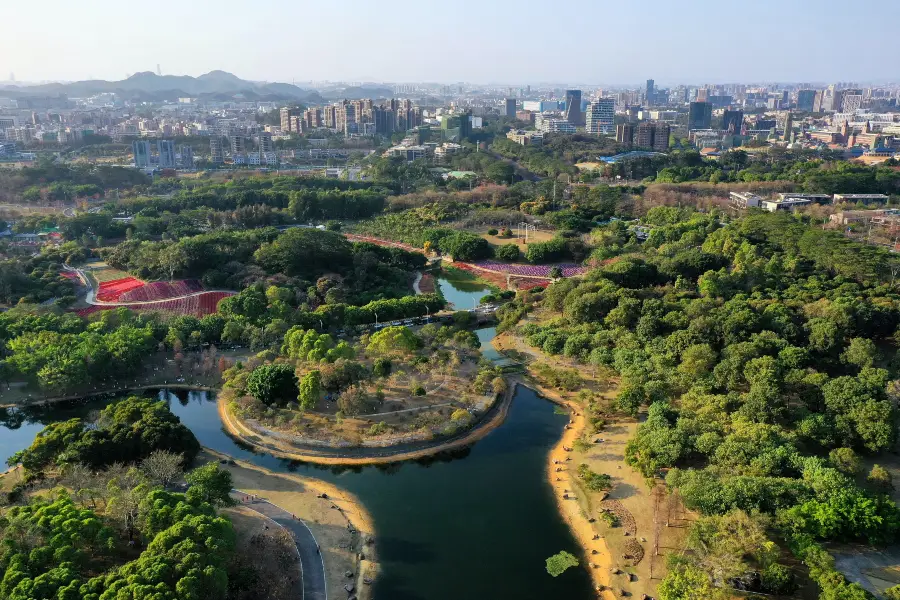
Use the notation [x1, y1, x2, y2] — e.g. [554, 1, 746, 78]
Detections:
[230, 490, 327, 600]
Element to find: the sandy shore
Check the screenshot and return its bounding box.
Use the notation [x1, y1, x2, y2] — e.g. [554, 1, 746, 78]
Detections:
[202, 448, 377, 599]
[496, 331, 668, 598]
[515, 375, 616, 599]
[218, 384, 515, 466]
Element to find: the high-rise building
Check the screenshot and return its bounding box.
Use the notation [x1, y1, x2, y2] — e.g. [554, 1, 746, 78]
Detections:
[722, 110, 744, 134]
[841, 94, 863, 113]
[322, 105, 337, 129]
[688, 101, 712, 130]
[157, 139, 176, 168]
[812, 91, 825, 113]
[230, 135, 244, 154]
[209, 137, 224, 164]
[585, 98, 615, 134]
[280, 107, 301, 133]
[824, 88, 844, 112]
[634, 121, 670, 151]
[132, 140, 151, 168]
[303, 108, 322, 129]
[258, 132, 272, 154]
[782, 112, 793, 141]
[616, 123, 635, 146]
[635, 122, 654, 148]
[564, 90, 584, 126]
[505, 98, 517, 118]
[646, 79, 655, 105]
[373, 106, 395, 135]
[797, 89, 817, 112]
[179, 145, 193, 169]
[651, 122, 670, 151]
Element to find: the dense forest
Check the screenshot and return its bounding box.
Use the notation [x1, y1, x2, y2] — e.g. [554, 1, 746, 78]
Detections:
[498, 209, 900, 599]
[0, 396, 252, 600]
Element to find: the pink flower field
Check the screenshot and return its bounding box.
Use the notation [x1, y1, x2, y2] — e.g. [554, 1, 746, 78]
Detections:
[119, 279, 204, 302]
[74, 291, 235, 318]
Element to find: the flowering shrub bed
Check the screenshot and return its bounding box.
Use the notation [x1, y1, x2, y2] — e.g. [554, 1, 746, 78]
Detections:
[119, 279, 203, 302]
[471, 261, 588, 277]
[74, 291, 235, 318]
[96, 277, 145, 301]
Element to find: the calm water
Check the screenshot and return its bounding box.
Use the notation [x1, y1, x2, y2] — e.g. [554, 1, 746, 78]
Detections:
[0, 278, 593, 600]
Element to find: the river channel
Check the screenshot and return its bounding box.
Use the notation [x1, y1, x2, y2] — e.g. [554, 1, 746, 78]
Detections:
[0, 277, 593, 600]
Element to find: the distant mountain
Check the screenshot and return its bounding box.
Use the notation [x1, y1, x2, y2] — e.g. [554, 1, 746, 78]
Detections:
[0, 71, 315, 102]
[320, 85, 395, 100]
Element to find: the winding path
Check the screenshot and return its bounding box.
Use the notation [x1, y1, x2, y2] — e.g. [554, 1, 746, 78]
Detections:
[230, 490, 328, 600]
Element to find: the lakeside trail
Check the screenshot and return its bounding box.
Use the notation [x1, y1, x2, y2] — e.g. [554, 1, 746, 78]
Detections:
[203, 448, 377, 600]
[218, 383, 516, 466]
[510, 374, 616, 599]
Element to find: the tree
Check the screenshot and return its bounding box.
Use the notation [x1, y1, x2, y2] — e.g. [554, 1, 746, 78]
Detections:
[868, 464, 894, 493]
[841, 337, 877, 369]
[828, 447, 861, 475]
[297, 370, 321, 410]
[545, 551, 579, 577]
[247, 363, 298, 406]
[658, 564, 722, 600]
[367, 326, 420, 355]
[439, 231, 492, 261]
[106, 467, 150, 540]
[373, 357, 392, 377]
[141, 450, 184, 488]
[186, 462, 233, 506]
[337, 387, 379, 416]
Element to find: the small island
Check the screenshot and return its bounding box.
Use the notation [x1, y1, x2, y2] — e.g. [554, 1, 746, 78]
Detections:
[220, 316, 511, 462]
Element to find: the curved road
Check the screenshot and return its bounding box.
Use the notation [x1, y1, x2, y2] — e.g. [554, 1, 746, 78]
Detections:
[230, 490, 327, 600]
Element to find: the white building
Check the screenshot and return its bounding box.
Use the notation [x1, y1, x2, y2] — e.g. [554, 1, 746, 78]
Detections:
[386, 145, 426, 162]
[729, 192, 761, 209]
[536, 114, 576, 133]
[585, 98, 615, 135]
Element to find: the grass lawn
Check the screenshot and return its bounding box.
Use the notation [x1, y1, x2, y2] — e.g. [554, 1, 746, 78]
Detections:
[478, 228, 556, 253]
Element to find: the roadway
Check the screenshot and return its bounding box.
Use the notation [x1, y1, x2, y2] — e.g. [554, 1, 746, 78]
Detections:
[230, 490, 327, 600]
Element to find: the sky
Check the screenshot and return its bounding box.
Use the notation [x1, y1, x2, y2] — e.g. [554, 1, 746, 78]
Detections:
[1, 0, 896, 86]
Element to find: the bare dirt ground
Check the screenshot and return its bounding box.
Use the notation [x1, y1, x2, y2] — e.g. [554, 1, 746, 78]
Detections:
[220, 505, 303, 598]
[202, 449, 377, 600]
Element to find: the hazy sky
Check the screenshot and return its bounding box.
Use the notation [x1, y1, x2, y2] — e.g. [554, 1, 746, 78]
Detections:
[1, 0, 895, 85]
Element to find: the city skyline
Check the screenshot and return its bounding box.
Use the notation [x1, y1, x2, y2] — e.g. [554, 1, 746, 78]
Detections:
[1, 0, 896, 85]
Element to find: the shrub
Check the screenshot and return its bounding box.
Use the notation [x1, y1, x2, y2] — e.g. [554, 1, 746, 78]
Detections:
[545, 551, 579, 577]
[487, 228, 499, 235]
[413, 385, 426, 396]
[367, 421, 389, 436]
[761, 563, 796, 595]
[494, 243, 521, 262]
[373, 357, 392, 377]
[577, 464, 613, 492]
[600, 511, 619, 527]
